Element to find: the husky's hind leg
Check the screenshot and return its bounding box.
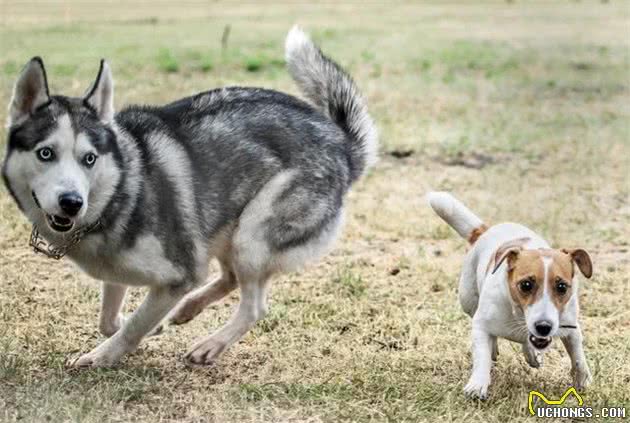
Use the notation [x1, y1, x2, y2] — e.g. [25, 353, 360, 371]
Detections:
[169, 259, 237, 325]
[184, 173, 291, 365]
[185, 170, 344, 365]
[185, 266, 271, 365]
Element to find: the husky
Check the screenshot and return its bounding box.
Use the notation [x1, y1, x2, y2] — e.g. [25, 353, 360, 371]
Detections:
[2, 27, 378, 368]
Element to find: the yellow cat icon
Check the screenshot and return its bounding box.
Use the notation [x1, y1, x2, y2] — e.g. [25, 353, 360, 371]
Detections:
[529, 387, 584, 416]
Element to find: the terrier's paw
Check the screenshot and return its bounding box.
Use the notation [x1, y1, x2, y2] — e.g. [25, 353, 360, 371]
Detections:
[464, 378, 490, 400]
[526, 354, 543, 368]
[184, 337, 227, 365]
[523, 346, 543, 368]
[573, 366, 593, 390]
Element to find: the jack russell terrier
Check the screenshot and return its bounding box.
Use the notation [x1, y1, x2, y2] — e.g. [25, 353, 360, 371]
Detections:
[428, 192, 593, 399]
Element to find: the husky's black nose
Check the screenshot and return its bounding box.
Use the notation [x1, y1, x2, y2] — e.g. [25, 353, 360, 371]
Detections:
[58, 192, 83, 216]
[534, 320, 553, 337]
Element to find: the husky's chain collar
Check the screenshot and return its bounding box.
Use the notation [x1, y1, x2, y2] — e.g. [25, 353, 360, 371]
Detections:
[29, 220, 101, 260]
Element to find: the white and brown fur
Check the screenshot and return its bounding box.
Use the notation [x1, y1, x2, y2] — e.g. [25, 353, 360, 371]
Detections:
[428, 192, 593, 399]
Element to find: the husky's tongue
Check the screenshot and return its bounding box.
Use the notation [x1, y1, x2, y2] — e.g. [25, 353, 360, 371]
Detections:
[529, 334, 551, 350]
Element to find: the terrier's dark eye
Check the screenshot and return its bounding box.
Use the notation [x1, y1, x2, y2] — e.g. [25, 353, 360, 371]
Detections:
[556, 279, 569, 295]
[519, 278, 535, 293]
[36, 147, 55, 162]
[83, 152, 97, 168]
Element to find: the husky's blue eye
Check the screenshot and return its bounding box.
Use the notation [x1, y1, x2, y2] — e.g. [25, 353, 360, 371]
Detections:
[36, 147, 54, 162]
[83, 152, 97, 168]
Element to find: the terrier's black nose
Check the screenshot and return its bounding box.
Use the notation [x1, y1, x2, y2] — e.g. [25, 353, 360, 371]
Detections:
[534, 321, 552, 337]
[58, 192, 83, 216]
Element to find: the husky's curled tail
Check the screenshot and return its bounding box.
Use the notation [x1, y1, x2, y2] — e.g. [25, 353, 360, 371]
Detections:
[285, 26, 378, 182]
[428, 192, 488, 245]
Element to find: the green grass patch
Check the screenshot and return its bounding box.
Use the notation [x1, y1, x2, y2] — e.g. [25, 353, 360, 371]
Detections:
[199, 56, 214, 72]
[332, 266, 367, 298]
[156, 48, 179, 73]
[244, 56, 264, 72]
[238, 382, 356, 403]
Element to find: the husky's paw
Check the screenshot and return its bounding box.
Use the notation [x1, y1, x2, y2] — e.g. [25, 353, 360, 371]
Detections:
[169, 298, 206, 325]
[67, 337, 133, 369]
[464, 377, 490, 400]
[573, 366, 593, 390]
[148, 324, 164, 336]
[184, 337, 227, 365]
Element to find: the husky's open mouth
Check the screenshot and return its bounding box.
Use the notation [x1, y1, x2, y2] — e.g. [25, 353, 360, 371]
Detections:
[46, 214, 74, 232]
[529, 334, 552, 350]
[31, 191, 75, 232]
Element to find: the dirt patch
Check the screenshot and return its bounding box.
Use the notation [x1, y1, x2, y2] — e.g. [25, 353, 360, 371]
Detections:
[439, 151, 497, 169]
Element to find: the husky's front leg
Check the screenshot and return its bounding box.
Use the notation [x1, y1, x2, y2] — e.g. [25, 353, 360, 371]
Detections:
[98, 282, 163, 338]
[70, 286, 184, 368]
[561, 327, 592, 389]
[99, 282, 128, 337]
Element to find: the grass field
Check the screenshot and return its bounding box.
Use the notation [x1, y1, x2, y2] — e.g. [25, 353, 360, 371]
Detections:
[1, 1, 629, 422]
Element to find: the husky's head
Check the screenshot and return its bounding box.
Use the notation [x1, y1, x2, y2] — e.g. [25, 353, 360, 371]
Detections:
[2, 58, 121, 237]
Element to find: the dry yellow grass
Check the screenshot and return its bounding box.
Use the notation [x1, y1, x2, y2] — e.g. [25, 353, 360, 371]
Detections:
[0, 1, 629, 422]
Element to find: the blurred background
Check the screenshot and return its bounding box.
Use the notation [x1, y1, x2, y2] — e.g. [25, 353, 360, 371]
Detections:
[1, 2, 628, 422]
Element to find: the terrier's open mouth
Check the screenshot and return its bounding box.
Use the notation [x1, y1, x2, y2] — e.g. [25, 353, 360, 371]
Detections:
[46, 214, 74, 232]
[529, 334, 552, 350]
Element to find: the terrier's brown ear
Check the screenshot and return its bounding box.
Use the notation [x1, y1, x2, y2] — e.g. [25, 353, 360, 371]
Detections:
[491, 237, 530, 274]
[562, 248, 593, 279]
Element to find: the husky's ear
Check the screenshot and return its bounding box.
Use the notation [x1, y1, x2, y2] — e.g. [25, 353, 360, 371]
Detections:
[8, 57, 51, 126]
[84, 59, 114, 123]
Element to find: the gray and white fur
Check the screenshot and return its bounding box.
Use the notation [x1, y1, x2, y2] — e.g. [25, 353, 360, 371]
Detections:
[2, 26, 378, 367]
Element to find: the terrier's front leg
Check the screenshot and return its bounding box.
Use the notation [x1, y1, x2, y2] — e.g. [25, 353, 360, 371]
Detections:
[561, 327, 592, 389]
[70, 286, 184, 368]
[464, 323, 493, 400]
